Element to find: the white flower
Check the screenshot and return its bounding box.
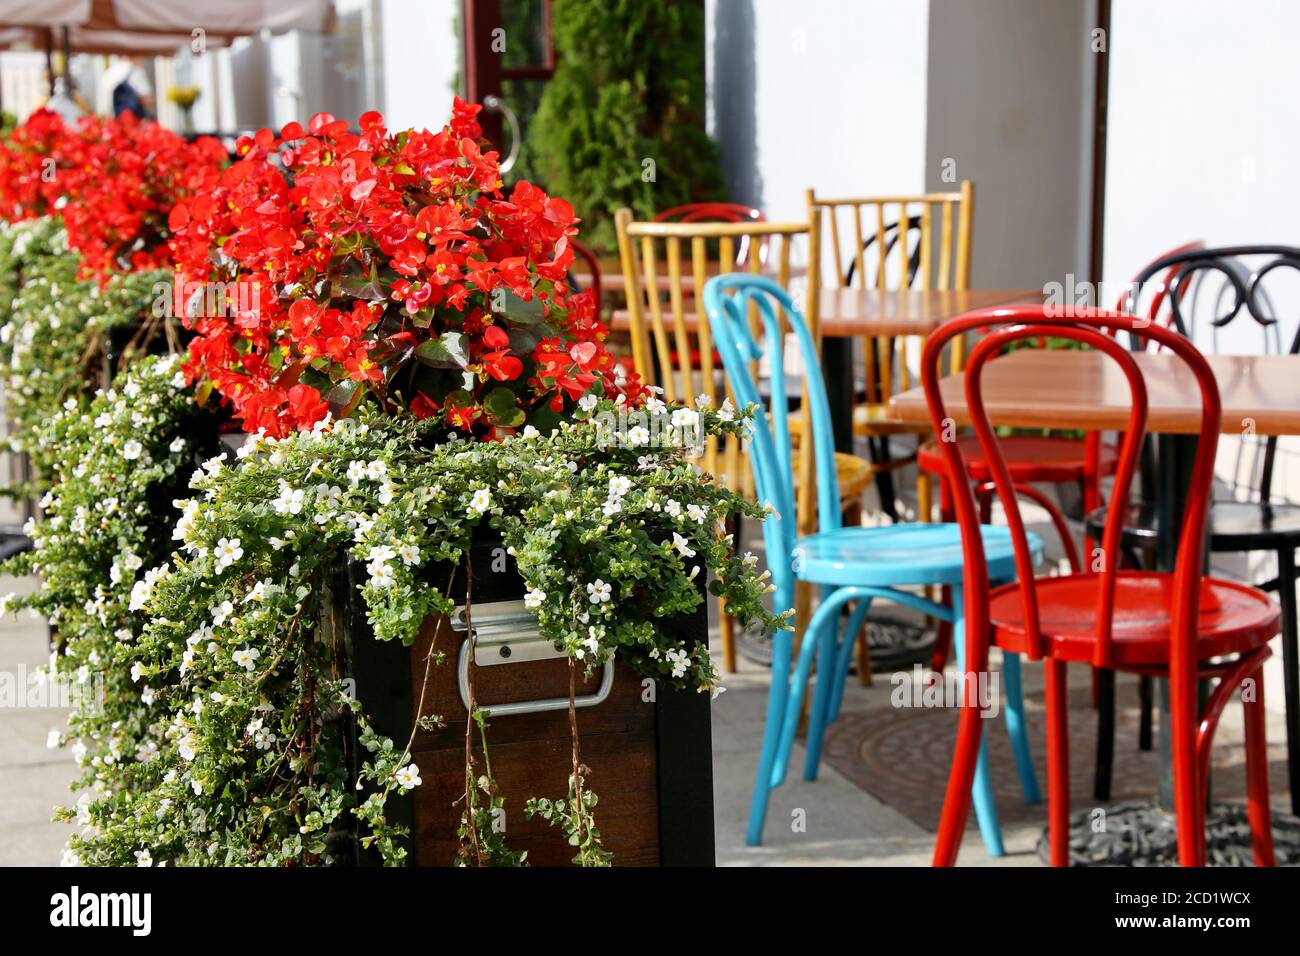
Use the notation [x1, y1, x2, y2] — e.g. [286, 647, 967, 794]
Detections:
[169, 436, 186, 454]
[369, 564, 395, 589]
[60, 847, 80, 867]
[396, 763, 422, 790]
[608, 475, 632, 498]
[717, 398, 736, 422]
[211, 600, 234, 627]
[627, 425, 650, 446]
[578, 394, 599, 412]
[215, 537, 243, 571]
[135, 740, 159, 763]
[686, 503, 708, 524]
[346, 460, 366, 484]
[365, 460, 388, 481]
[586, 579, 612, 604]
[695, 392, 712, 408]
[140, 686, 155, 706]
[671, 407, 700, 430]
[398, 544, 420, 567]
[243, 580, 268, 604]
[178, 733, 198, 761]
[134, 848, 153, 867]
[46, 729, 62, 749]
[121, 439, 143, 461]
[521, 424, 540, 439]
[523, 588, 545, 609]
[468, 488, 492, 513]
[273, 485, 305, 515]
[232, 647, 261, 672]
[367, 544, 396, 565]
[672, 532, 696, 558]
[316, 485, 344, 510]
[377, 481, 397, 505]
[664, 499, 682, 519]
[130, 662, 145, 683]
[252, 725, 276, 751]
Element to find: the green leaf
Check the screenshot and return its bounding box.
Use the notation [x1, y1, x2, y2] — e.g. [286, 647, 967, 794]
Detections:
[483, 386, 525, 427]
[414, 332, 469, 369]
[326, 379, 364, 419]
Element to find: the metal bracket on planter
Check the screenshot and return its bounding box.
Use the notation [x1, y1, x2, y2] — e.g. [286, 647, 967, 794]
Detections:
[453, 599, 614, 718]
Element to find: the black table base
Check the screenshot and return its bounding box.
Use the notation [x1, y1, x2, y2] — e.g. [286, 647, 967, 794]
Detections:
[1038, 800, 1300, 866]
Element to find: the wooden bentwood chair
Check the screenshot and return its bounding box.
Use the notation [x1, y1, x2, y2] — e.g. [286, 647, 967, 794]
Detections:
[614, 209, 875, 673]
[924, 304, 1279, 867]
[805, 182, 974, 523]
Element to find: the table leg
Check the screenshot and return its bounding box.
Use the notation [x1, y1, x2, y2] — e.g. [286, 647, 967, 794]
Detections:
[822, 336, 855, 454]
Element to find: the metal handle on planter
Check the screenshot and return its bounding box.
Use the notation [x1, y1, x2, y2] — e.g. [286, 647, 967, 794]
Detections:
[453, 599, 614, 718]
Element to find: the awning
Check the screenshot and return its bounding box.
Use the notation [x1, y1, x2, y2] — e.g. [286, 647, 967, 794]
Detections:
[0, 0, 333, 45]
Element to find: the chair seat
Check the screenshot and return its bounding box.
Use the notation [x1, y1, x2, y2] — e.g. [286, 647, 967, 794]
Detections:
[792, 523, 1040, 588]
[1083, 500, 1300, 552]
[787, 403, 928, 437]
[829, 451, 874, 503]
[852, 402, 932, 436]
[918, 435, 1119, 484]
[988, 570, 1279, 667]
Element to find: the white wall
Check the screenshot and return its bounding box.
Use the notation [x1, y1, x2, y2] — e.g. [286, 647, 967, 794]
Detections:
[705, 0, 930, 228]
[379, 0, 460, 133]
[1104, 0, 1300, 301]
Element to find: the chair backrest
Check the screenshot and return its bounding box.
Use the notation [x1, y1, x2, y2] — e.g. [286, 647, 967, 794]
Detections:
[807, 182, 974, 405]
[614, 208, 806, 493]
[1111, 239, 1206, 322]
[654, 202, 767, 266]
[654, 202, 765, 225]
[920, 304, 1222, 673]
[1127, 244, 1300, 502]
[703, 273, 840, 599]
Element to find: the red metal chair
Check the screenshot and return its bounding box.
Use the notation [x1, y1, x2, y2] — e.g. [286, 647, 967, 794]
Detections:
[922, 304, 1279, 867]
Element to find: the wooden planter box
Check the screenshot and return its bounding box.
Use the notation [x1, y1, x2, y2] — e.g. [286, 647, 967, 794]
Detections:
[337, 541, 715, 867]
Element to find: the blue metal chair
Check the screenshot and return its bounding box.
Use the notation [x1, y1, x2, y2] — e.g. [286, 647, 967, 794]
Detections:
[702, 273, 1043, 850]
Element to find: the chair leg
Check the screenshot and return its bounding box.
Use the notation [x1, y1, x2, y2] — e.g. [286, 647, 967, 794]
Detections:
[952, 584, 1005, 858]
[1276, 547, 1300, 817]
[829, 597, 872, 722]
[855, 624, 874, 686]
[917, 468, 933, 523]
[867, 436, 900, 522]
[746, 625, 793, 846]
[718, 598, 737, 673]
[1093, 667, 1116, 801]
[1138, 674, 1154, 751]
[1002, 651, 1042, 804]
[1045, 658, 1071, 866]
[1243, 662, 1275, 867]
[1171, 665, 1207, 867]
[802, 597, 842, 781]
[773, 591, 844, 788]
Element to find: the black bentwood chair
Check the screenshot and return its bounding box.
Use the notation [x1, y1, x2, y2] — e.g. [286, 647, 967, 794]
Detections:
[1085, 244, 1300, 814]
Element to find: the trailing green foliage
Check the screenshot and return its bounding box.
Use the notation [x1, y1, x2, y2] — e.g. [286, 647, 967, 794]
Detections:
[0, 217, 169, 484]
[15, 364, 783, 866]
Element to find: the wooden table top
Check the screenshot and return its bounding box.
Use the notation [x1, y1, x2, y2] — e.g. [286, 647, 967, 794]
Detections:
[888, 350, 1300, 436]
[608, 287, 1043, 337]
